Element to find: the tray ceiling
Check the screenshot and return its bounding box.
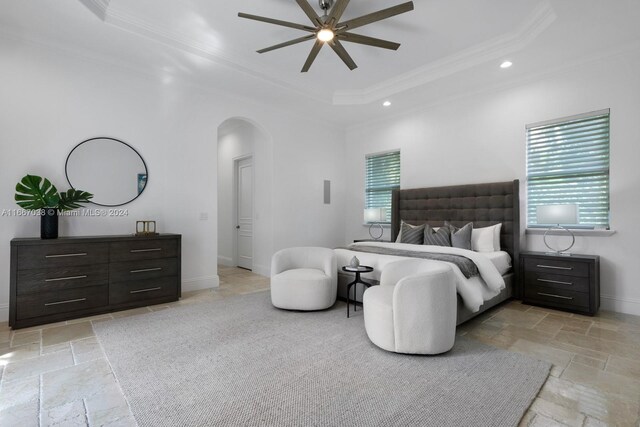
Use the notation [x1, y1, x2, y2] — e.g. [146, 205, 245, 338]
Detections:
[2, 0, 639, 125]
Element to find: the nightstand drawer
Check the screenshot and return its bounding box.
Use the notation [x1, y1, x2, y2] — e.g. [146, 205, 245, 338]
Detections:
[524, 285, 590, 311]
[524, 271, 590, 294]
[523, 257, 589, 277]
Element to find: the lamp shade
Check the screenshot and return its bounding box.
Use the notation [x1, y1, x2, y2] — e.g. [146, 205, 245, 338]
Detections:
[364, 208, 386, 223]
[537, 204, 578, 225]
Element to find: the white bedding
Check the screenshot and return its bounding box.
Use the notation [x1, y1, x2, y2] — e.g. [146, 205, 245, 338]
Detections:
[483, 251, 512, 276]
[335, 242, 511, 312]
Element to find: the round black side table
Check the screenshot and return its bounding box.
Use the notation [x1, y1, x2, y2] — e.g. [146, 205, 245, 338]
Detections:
[342, 265, 374, 318]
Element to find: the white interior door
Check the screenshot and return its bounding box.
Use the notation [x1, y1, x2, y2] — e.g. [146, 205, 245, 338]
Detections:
[236, 157, 253, 270]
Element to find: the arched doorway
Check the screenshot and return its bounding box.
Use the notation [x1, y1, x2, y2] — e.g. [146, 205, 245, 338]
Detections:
[217, 117, 273, 277]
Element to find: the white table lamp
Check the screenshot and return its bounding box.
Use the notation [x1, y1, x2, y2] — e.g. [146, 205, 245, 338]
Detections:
[364, 208, 387, 240]
[536, 204, 578, 255]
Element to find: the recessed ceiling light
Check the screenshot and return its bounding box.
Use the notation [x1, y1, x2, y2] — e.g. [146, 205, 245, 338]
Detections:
[383, 101, 392, 107]
[500, 61, 513, 69]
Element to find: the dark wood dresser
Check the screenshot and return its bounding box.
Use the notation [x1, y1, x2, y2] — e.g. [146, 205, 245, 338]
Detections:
[520, 251, 600, 316]
[10, 234, 181, 329]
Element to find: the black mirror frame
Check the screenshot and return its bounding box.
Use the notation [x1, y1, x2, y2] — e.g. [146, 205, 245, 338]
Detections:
[65, 137, 149, 207]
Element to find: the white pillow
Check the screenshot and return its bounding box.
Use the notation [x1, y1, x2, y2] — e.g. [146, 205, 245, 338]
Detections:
[471, 224, 502, 252]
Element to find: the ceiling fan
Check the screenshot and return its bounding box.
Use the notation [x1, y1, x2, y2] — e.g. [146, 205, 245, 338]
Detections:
[238, 0, 415, 72]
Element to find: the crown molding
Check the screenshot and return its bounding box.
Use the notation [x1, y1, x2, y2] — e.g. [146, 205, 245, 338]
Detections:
[333, 1, 557, 106]
[0, 27, 346, 131]
[78, 1, 558, 108]
[78, 0, 111, 21]
[345, 39, 640, 133]
[78, 1, 329, 104]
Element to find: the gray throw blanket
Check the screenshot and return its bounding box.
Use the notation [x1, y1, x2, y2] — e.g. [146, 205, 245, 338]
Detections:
[346, 244, 479, 278]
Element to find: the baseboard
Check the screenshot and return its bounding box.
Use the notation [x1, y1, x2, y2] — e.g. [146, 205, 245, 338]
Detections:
[217, 256, 234, 267]
[601, 294, 640, 316]
[182, 275, 219, 293]
[0, 304, 8, 323]
[252, 264, 270, 278]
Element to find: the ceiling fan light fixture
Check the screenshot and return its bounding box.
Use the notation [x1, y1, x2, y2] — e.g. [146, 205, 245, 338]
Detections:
[238, 1, 415, 72]
[317, 29, 335, 42]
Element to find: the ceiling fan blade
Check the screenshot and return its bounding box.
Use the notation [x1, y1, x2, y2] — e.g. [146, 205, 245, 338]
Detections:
[328, 39, 358, 70]
[295, 0, 321, 26]
[338, 32, 400, 50]
[257, 34, 316, 54]
[326, 0, 351, 27]
[301, 39, 324, 72]
[337, 1, 414, 32]
[238, 12, 316, 32]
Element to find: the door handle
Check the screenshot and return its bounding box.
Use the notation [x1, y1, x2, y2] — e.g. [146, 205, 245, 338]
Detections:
[236, 225, 240, 229]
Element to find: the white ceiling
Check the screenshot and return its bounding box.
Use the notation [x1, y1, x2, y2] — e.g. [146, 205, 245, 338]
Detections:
[2, 0, 639, 126]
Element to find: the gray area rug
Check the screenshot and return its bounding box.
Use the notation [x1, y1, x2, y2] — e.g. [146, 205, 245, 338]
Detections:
[94, 292, 550, 427]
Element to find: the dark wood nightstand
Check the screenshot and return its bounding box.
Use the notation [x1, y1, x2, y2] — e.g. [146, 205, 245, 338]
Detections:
[520, 251, 600, 316]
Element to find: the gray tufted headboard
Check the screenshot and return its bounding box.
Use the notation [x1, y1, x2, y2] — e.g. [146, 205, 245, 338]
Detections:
[391, 180, 520, 297]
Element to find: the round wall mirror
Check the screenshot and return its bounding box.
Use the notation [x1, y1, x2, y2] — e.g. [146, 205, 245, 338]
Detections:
[66, 137, 148, 207]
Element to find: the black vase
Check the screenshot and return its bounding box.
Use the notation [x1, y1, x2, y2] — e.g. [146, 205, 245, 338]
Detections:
[41, 208, 59, 239]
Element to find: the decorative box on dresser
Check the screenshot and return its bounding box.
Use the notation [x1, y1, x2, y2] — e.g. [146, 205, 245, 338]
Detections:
[9, 234, 181, 329]
[520, 251, 600, 316]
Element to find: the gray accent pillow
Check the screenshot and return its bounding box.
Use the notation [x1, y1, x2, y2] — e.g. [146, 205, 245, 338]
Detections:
[400, 222, 425, 245]
[423, 224, 451, 247]
[445, 221, 473, 250]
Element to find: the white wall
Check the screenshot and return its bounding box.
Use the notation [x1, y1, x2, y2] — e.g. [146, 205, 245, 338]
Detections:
[345, 51, 640, 315]
[217, 119, 273, 276]
[0, 35, 346, 321]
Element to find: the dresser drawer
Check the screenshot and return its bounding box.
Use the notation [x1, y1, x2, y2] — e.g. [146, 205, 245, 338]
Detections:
[110, 239, 178, 262]
[109, 276, 179, 305]
[17, 243, 109, 270]
[523, 257, 589, 277]
[524, 271, 590, 294]
[16, 265, 108, 295]
[109, 258, 178, 282]
[524, 285, 590, 311]
[16, 285, 108, 320]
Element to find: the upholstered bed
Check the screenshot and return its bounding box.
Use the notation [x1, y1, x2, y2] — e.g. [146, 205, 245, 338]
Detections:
[337, 180, 520, 325]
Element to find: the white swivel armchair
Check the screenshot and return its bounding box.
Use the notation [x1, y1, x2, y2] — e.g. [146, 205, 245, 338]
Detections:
[270, 247, 337, 311]
[363, 259, 457, 355]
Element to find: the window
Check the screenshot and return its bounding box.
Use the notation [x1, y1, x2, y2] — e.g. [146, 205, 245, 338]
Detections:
[365, 150, 400, 223]
[526, 109, 610, 229]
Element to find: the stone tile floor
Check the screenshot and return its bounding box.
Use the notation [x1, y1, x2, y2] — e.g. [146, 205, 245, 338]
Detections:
[0, 266, 638, 426]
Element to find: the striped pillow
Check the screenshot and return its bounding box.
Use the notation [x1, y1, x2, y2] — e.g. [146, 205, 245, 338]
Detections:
[423, 224, 452, 247]
[399, 222, 425, 245]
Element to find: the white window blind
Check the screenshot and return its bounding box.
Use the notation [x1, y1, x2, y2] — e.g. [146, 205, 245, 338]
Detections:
[365, 151, 400, 223]
[526, 109, 610, 228]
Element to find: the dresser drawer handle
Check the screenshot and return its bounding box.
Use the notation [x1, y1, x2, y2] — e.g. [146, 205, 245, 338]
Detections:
[45, 253, 88, 259]
[130, 287, 162, 294]
[130, 267, 162, 274]
[537, 292, 574, 300]
[536, 264, 573, 271]
[537, 278, 573, 286]
[44, 297, 87, 306]
[45, 275, 88, 283]
[130, 248, 162, 253]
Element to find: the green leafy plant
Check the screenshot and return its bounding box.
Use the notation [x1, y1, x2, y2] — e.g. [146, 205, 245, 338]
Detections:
[15, 174, 93, 211]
